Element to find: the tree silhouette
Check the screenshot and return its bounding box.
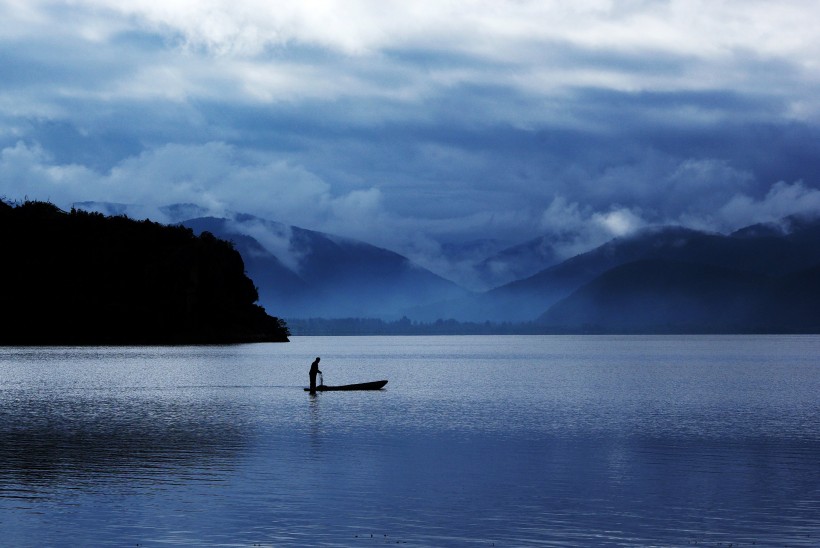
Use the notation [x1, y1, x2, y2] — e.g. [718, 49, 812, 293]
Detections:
[0, 200, 289, 344]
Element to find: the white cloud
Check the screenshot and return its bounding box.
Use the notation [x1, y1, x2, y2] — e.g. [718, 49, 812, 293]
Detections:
[0, 142, 99, 203]
[540, 196, 647, 259]
[540, 196, 585, 234]
[0, 140, 386, 233]
[227, 216, 305, 272]
[580, 155, 756, 221]
[593, 208, 645, 237]
[5, 1, 820, 117]
[716, 180, 820, 230]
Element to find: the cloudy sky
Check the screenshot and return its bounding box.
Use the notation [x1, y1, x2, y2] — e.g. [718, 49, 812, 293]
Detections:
[3, 0, 820, 269]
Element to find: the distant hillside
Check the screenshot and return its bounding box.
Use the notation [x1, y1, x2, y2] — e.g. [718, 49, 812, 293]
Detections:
[410, 216, 820, 324]
[0, 201, 289, 344]
[408, 227, 707, 321]
[181, 215, 469, 319]
[473, 235, 564, 289]
[67, 200, 820, 333]
[539, 259, 768, 332]
[539, 258, 820, 333]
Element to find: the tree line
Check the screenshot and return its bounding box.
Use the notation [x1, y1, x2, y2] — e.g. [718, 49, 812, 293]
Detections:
[0, 200, 289, 344]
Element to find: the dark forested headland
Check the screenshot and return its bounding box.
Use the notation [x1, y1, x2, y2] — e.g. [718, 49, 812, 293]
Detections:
[0, 200, 289, 344]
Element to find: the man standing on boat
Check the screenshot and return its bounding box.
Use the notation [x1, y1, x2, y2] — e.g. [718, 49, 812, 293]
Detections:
[309, 357, 322, 394]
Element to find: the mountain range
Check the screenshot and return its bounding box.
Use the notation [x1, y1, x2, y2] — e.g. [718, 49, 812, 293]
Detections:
[538, 220, 820, 332]
[73, 202, 820, 332]
[411, 216, 820, 325]
[472, 235, 564, 289]
[180, 215, 469, 319]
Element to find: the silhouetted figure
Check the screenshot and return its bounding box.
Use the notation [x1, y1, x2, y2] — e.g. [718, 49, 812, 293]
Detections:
[309, 357, 322, 394]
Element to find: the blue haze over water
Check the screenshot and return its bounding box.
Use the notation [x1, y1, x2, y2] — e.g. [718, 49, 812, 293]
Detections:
[1, 335, 819, 546]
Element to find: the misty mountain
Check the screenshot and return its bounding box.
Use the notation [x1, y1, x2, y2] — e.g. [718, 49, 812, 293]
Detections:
[160, 203, 211, 222]
[408, 214, 820, 323]
[408, 226, 712, 322]
[538, 258, 820, 333]
[439, 239, 504, 264]
[472, 235, 564, 289]
[69, 200, 820, 330]
[538, 259, 768, 332]
[181, 214, 469, 319]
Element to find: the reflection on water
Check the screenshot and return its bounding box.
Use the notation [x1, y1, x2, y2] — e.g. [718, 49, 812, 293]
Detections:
[0, 393, 247, 497]
[1, 337, 820, 547]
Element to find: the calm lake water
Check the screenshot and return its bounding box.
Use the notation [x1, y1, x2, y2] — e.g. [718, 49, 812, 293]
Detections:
[1, 335, 819, 547]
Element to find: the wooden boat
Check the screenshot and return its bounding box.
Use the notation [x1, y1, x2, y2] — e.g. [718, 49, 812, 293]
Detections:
[304, 380, 388, 392]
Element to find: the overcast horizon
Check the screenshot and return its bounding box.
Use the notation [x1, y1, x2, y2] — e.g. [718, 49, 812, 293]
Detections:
[3, 1, 820, 276]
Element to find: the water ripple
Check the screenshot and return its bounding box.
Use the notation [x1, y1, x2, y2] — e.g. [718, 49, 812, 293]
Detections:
[1, 337, 820, 546]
